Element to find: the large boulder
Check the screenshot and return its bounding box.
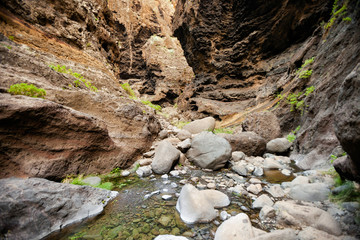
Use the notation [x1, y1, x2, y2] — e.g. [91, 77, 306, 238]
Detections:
[333, 156, 360, 182]
[152, 140, 181, 174]
[289, 183, 330, 202]
[214, 213, 254, 240]
[223, 132, 266, 156]
[0, 177, 117, 240]
[176, 184, 230, 224]
[266, 138, 292, 154]
[242, 111, 281, 142]
[334, 63, 360, 181]
[186, 132, 232, 170]
[183, 117, 216, 134]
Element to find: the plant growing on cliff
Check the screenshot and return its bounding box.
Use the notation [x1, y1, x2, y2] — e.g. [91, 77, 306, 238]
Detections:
[286, 125, 300, 143]
[8, 83, 46, 99]
[325, 0, 350, 30]
[296, 57, 315, 79]
[277, 86, 315, 115]
[49, 64, 98, 92]
[213, 127, 234, 134]
[120, 82, 136, 98]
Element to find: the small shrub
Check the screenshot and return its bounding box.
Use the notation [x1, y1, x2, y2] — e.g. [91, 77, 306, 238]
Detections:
[296, 57, 314, 79]
[298, 69, 313, 79]
[213, 128, 234, 134]
[342, 17, 352, 22]
[8, 35, 14, 41]
[120, 83, 136, 98]
[110, 167, 121, 174]
[1, 43, 12, 50]
[330, 180, 360, 203]
[8, 83, 46, 99]
[286, 126, 300, 143]
[325, 0, 349, 30]
[141, 100, 162, 112]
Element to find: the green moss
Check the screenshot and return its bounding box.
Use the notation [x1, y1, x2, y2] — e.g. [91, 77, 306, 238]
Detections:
[96, 182, 114, 190]
[8, 83, 46, 99]
[120, 83, 136, 98]
[140, 100, 162, 112]
[173, 121, 190, 129]
[213, 128, 234, 134]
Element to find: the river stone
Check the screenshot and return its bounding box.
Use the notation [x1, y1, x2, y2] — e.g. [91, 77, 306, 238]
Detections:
[176, 184, 219, 224]
[183, 117, 216, 134]
[253, 167, 264, 177]
[186, 132, 231, 170]
[136, 165, 153, 177]
[266, 138, 292, 153]
[289, 183, 330, 202]
[154, 235, 189, 240]
[263, 158, 284, 169]
[177, 129, 192, 141]
[266, 185, 285, 198]
[247, 184, 262, 195]
[232, 151, 246, 162]
[152, 140, 181, 174]
[0, 177, 118, 240]
[201, 189, 230, 208]
[223, 132, 266, 156]
[214, 213, 254, 240]
[139, 158, 152, 166]
[259, 205, 276, 221]
[232, 162, 248, 176]
[297, 227, 341, 240]
[252, 194, 274, 209]
[177, 139, 191, 152]
[158, 129, 169, 139]
[83, 176, 101, 186]
[251, 229, 297, 240]
[273, 201, 342, 236]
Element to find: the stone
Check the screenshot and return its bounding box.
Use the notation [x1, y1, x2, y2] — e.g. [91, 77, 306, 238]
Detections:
[154, 235, 189, 240]
[152, 140, 181, 174]
[263, 158, 284, 169]
[170, 170, 180, 177]
[186, 132, 232, 170]
[158, 130, 169, 139]
[231, 151, 246, 162]
[252, 194, 274, 209]
[220, 211, 229, 221]
[247, 184, 262, 195]
[341, 202, 360, 213]
[201, 189, 230, 208]
[83, 176, 101, 186]
[121, 170, 131, 177]
[249, 178, 262, 184]
[289, 183, 330, 202]
[333, 156, 360, 182]
[281, 169, 292, 176]
[0, 178, 117, 240]
[183, 117, 216, 134]
[253, 167, 264, 177]
[136, 166, 153, 177]
[214, 213, 254, 240]
[176, 184, 217, 224]
[207, 182, 216, 189]
[143, 150, 155, 158]
[266, 185, 285, 198]
[177, 139, 192, 152]
[232, 163, 248, 176]
[266, 138, 292, 154]
[290, 176, 309, 186]
[251, 229, 297, 240]
[223, 132, 266, 156]
[139, 158, 152, 166]
[177, 129, 192, 141]
[259, 205, 276, 221]
[334, 63, 360, 181]
[297, 227, 341, 240]
[273, 201, 342, 236]
[162, 195, 173, 201]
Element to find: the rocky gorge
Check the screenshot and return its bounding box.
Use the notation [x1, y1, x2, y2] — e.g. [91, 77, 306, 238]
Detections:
[0, 0, 359, 239]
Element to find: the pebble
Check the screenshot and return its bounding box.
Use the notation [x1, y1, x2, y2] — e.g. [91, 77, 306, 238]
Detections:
[161, 174, 169, 179]
[197, 184, 207, 190]
[170, 170, 180, 177]
[144, 190, 160, 200]
[241, 206, 250, 212]
[220, 211, 229, 221]
[179, 180, 188, 185]
[162, 195, 173, 201]
[207, 183, 216, 189]
[281, 169, 292, 176]
[162, 188, 169, 192]
[171, 182, 178, 188]
[121, 170, 131, 177]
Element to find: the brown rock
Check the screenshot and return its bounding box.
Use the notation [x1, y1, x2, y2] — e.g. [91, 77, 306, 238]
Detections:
[333, 156, 360, 183]
[223, 132, 266, 156]
[242, 111, 281, 142]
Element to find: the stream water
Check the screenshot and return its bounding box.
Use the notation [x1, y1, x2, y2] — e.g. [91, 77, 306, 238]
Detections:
[51, 168, 295, 240]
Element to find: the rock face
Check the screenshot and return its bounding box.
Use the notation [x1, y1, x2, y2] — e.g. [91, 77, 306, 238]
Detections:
[334, 63, 360, 181]
[224, 132, 266, 156]
[152, 140, 181, 174]
[186, 132, 232, 170]
[0, 177, 118, 240]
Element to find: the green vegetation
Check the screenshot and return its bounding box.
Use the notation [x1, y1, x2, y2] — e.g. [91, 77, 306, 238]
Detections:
[330, 180, 360, 204]
[213, 127, 234, 134]
[8, 83, 46, 99]
[298, 69, 313, 79]
[140, 100, 162, 112]
[8, 35, 14, 41]
[1, 43, 12, 50]
[277, 86, 315, 115]
[325, 0, 350, 30]
[286, 125, 300, 143]
[69, 175, 114, 190]
[120, 83, 136, 98]
[173, 121, 190, 129]
[342, 17, 352, 22]
[296, 57, 314, 79]
[49, 64, 98, 92]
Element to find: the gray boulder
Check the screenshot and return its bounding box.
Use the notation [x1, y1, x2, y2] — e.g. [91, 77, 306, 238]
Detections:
[252, 194, 274, 209]
[223, 132, 266, 156]
[177, 129, 192, 141]
[187, 132, 232, 170]
[214, 213, 254, 240]
[152, 140, 181, 174]
[289, 183, 330, 202]
[297, 227, 341, 240]
[136, 165, 153, 177]
[266, 138, 292, 153]
[0, 177, 117, 240]
[231, 151, 246, 162]
[183, 117, 216, 134]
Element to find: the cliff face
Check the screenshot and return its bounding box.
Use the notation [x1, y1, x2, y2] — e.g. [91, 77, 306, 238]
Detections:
[173, 0, 360, 171]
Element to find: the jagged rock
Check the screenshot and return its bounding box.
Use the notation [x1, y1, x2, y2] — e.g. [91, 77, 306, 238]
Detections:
[231, 151, 246, 162]
[334, 63, 360, 181]
[333, 156, 360, 183]
[83, 176, 101, 186]
[289, 183, 330, 202]
[223, 132, 266, 156]
[266, 138, 292, 154]
[176, 184, 229, 224]
[252, 194, 274, 209]
[232, 162, 248, 176]
[177, 129, 192, 141]
[183, 117, 216, 134]
[274, 201, 342, 236]
[242, 112, 282, 142]
[253, 167, 264, 177]
[214, 213, 254, 240]
[186, 132, 231, 170]
[0, 177, 117, 240]
[251, 229, 297, 240]
[152, 140, 181, 174]
[297, 227, 341, 240]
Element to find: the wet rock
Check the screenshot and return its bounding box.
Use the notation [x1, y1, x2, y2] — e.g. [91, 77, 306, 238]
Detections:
[274, 201, 342, 236]
[152, 140, 181, 174]
[289, 183, 330, 202]
[136, 166, 153, 177]
[154, 235, 189, 240]
[0, 177, 117, 240]
[223, 132, 266, 156]
[162, 195, 173, 201]
[183, 117, 216, 134]
[187, 132, 232, 170]
[83, 176, 101, 186]
[259, 205, 276, 221]
[231, 151, 246, 162]
[252, 194, 274, 209]
[251, 229, 296, 240]
[297, 227, 341, 240]
[214, 213, 254, 240]
[177, 129, 192, 141]
[266, 138, 292, 154]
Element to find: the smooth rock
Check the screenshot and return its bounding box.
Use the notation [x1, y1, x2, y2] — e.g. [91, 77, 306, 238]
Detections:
[121, 170, 131, 177]
[223, 132, 266, 156]
[170, 170, 180, 177]
[136, 166, 152, 177]
[207, 182, 216, 189]
[232, 151, 246, 162]
[83, 176, 101, 186]
[266, 138, 292, 153]
[177, 129, 192, 141]
[263, 158, 284, 169]
[253, 167, 264, 176]
[232, 163, 248, 176]
[183, 117, 216, 134]
[214, 213, 254, 240]
[266, 185, 285, 198]
[187, 132, 232, 170]
[252, 194, 274, 209]
[139, 158, 152, 166]
[162, 195, 173, 201]
[247, 184, 262, 195]
[290, 175, 309, 186]
[152, 140, 181, 174]
[177, 139, 192, 152]
[143, 150, 155, 158]
[158, 129, 169, 139]
[297, 227, 341, 240]
[201, 189, 230, 208]
[281, 169, 292, 176]
[289, 183, 330, 201]
[220, 211, 229, 221]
